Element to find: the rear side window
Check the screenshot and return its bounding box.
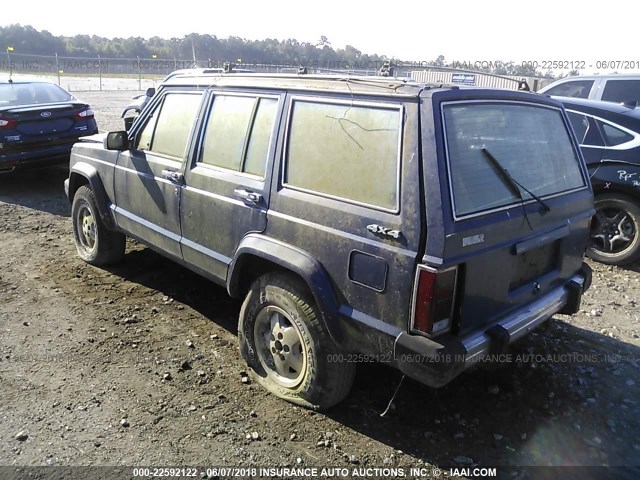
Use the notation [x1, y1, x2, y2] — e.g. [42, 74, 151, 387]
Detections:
[443, 102, 586, 218]
[567, 111, 589, 143]
[138, 93, 202, 160]
[543, 80, 593, 99]
[285, 99, 401, 210]
[566, 110, 605, 147]
[601, 80, 640, 103]
[198, 95, 278, 177]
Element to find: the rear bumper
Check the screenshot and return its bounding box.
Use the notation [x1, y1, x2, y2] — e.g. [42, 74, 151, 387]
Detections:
[1, 143, 73, 173]
[393, 263, 591, 387]
[0, 132, 97, 173]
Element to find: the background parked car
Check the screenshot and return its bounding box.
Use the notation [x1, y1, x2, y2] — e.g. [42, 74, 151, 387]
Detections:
[0, 77, 98, 173]
[540, 74, 640, 106]
[557, 96, 640, 265]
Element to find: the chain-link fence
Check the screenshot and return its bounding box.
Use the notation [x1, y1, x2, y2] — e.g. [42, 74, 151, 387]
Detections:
[0, 52, 390, 91]
[1, 52, 544, 92]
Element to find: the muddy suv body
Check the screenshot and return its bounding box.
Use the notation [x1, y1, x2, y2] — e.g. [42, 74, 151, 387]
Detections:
[65, 73, 593, 409]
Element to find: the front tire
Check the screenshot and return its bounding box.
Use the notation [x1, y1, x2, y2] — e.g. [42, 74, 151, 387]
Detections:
[71, 185, 125, 266]
[238, 273, 355, 410]
[587, 194, 640, 266]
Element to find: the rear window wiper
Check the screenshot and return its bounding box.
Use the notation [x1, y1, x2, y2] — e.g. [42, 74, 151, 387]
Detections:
[481, 147, 551, 214]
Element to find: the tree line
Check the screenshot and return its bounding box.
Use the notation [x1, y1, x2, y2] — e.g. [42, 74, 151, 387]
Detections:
[0, 24, 549, 77]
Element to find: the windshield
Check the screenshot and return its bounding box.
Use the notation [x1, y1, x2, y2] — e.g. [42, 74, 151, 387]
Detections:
[0, 82, 74, 107]
[443, 102, 586, 218]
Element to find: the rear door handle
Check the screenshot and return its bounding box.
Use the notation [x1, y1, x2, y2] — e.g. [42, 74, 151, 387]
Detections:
[233, 188, 263, 205]
[161, 169, 184, 184]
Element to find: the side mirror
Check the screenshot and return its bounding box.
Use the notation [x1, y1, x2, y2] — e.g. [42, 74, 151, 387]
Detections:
[104, 131, 129, 151]
[145, 87, 156, 97]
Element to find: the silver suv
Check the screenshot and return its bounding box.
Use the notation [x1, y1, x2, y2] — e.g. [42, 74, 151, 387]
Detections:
[539, 74, 640, 106]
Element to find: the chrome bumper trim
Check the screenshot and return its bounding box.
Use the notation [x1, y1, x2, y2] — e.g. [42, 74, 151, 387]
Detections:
[463, 274, 585, 364]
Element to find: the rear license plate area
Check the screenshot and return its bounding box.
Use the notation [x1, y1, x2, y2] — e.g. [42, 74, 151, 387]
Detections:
[509, 240, 559, 290]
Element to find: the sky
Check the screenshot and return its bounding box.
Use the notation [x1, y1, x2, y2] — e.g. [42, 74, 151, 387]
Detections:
[2, 0, 638, 73]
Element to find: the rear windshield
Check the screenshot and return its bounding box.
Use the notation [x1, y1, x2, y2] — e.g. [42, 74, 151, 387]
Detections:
[0, 82, 74, 107]
[443, 102, 586, 218]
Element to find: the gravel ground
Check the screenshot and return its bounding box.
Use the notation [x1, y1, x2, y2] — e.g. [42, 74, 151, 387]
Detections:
[0, 91, 639, 479]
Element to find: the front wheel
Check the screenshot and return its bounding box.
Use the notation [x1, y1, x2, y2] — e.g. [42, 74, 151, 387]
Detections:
[71, 185, 125, 266]
[238, 273, 355, 410]
[587, 193, 640, 266]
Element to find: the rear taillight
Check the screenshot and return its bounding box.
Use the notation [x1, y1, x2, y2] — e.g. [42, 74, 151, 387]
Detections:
[0, 118, 17, 129]
[75, 109, 94, 120]
[412, 265, 458, 336]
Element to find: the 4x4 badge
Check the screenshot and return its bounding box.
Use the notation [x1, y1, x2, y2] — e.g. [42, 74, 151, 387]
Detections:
[367, 224, 401, 240]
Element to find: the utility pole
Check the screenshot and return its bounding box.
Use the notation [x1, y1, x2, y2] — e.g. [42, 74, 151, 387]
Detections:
[55, 52, 61, 85]
[6, 45, 14, 79]
[98, 54, 102, 91]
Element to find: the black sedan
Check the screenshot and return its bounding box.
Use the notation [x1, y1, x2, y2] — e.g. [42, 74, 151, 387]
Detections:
[556, 96, 640, 265]
[0, 78, 98, 173]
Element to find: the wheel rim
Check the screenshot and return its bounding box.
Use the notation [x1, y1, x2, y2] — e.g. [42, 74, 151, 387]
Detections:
[590, 206, 637, 256]
[253, 305, 306, 389]
[76, 203, 97, 252]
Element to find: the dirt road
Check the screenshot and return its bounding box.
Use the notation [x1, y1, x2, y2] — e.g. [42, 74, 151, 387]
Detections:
[0, 91, 639, 478]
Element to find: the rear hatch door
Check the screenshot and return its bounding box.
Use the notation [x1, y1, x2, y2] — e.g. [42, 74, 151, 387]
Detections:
[422, 90, 593, 337]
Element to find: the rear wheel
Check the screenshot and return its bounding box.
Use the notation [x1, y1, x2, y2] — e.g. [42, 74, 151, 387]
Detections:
[587, 194, 640, 266]
[238, 273, 355, 410]
[71, 185, 125, 266]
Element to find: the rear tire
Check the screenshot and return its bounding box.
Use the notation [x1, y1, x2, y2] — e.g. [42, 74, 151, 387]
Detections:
[238, 273, 355, 410]
[71, 185, 125, 266]
[587, 194, 640, 266]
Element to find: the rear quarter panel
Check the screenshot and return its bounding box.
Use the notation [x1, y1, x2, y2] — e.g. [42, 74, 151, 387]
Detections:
[590, 161, 640, 199]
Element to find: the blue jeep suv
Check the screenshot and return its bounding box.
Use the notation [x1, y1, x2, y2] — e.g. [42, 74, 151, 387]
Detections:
[65, 73, 594, 409]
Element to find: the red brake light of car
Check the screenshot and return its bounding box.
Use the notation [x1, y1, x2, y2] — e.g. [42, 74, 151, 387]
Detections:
[412, 265, 458, 336]
[0, 118, 17, 129]
[75, 109, 94, 120]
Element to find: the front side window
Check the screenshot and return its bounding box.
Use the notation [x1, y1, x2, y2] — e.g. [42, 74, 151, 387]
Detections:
[199, 95, 277, 177]
[443, 102, 586, 218]
[285, 99, 401, 210]
[137, 93, 203, 160]
[544, 80, 594, 99]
